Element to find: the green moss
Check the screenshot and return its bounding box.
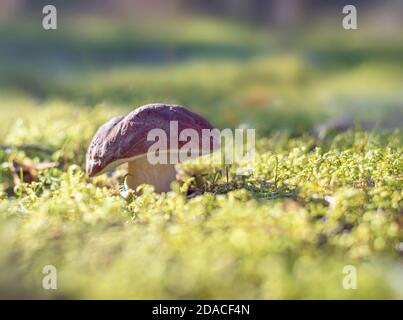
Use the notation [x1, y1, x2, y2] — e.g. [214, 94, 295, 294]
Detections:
[0, 120, 401, 298]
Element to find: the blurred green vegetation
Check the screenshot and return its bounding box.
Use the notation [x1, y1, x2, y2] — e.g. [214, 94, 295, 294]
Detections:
[0, 18, 402, 299]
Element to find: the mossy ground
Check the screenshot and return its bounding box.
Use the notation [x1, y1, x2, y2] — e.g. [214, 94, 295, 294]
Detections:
[0, 18, 402, 299]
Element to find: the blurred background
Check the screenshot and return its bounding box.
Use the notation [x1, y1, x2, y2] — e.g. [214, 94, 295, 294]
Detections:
[0, 0, 402, 134]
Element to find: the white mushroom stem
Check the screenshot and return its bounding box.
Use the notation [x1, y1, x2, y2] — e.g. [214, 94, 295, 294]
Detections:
[126, 155, 177, 193]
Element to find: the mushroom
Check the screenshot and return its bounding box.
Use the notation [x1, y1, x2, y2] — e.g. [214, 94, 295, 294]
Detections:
[86, 104, 218, 193]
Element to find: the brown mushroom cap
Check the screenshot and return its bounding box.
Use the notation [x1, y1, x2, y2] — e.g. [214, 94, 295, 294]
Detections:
[86, 103, 217, 177]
